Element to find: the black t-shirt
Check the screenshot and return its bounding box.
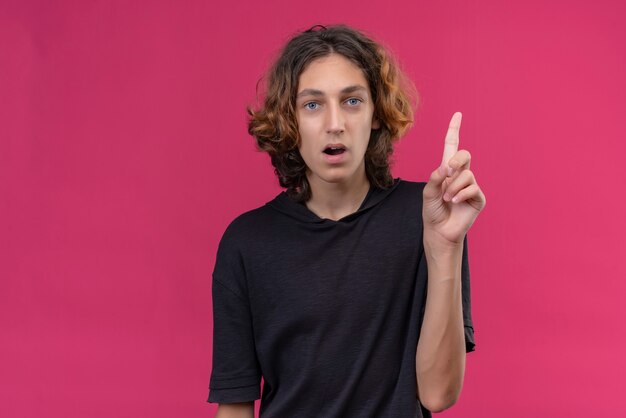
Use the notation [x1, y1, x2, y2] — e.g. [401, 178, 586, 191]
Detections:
[208, 179, 475, 417]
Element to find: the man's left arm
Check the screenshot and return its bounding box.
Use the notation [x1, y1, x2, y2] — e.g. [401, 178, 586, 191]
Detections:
[416, 112, 486, 412]
[416, 236, 465, 413]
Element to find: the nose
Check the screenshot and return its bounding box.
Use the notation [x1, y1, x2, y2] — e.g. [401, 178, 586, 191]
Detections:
[326, 101, 345, 135]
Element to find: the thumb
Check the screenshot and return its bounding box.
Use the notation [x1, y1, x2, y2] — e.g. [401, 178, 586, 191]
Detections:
[424, 164, 451, 200]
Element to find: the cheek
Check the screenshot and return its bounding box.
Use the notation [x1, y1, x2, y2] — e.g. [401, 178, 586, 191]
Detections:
[357, 122, 374, 149]
[296, 132, 316, 162]
[297, 123, 317, 148]
[298, 118, 314, 135]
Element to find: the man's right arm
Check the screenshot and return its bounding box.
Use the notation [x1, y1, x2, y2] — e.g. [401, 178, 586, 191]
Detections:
[215, 402, 254, 418]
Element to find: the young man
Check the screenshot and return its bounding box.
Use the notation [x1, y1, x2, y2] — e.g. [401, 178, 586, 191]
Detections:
[208, 24, 486, 418]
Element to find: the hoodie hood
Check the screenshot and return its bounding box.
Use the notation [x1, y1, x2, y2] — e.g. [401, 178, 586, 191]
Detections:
[266, 178, 402, 224]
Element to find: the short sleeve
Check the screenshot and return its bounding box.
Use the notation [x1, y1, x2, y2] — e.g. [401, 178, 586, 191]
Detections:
[461, 235, 476, 353]
[207, 232, 262, 403]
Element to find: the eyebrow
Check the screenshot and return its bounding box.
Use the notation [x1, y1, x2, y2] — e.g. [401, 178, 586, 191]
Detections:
[296, 85, 369, 99]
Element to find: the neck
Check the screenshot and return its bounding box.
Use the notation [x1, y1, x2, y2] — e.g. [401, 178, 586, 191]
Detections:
[305, 171, 371, 221]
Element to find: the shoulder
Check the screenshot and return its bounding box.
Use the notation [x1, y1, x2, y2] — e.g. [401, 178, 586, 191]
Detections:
[216, 191, 294, 254]
[212, 203, 276, 286]
[218, 204, 274, 250]
[394, 178, 427, 193]
[383, 178, 427, 208]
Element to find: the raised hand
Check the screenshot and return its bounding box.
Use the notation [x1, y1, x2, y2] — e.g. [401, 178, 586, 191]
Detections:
[422, 112, 486, 246]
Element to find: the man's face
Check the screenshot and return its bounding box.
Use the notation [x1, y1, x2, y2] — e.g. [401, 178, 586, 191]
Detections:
[295, 53, 380, 188]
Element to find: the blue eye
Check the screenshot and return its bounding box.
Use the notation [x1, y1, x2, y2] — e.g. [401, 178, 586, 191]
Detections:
[304, 102, 319, 110]
[346, 98, 362, 106]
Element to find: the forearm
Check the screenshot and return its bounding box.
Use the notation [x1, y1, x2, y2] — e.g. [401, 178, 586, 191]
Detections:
[415, 231, 466, 412]
[215, 402, 255, 418]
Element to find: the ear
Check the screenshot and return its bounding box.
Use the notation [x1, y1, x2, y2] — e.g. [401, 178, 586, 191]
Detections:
[371, 118, 381, 129]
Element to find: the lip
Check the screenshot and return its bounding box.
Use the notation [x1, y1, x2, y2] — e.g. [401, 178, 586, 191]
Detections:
[323, 149, 348, 164]
[322, 143, 348, 164]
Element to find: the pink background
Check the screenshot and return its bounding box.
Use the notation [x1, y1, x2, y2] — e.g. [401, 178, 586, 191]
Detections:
[2, 0, 625, 416]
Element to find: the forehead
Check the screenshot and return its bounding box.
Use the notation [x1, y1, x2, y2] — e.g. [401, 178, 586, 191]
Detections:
[297, 53, 369, 93]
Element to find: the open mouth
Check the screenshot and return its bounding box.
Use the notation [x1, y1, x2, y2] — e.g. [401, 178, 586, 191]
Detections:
[323, 146, 346, 155]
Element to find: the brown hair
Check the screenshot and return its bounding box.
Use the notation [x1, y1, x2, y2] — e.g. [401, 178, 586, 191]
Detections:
[247, 24, 417, 202]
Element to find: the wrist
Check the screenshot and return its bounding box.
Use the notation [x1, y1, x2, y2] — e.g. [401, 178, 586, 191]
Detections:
[423, 229, 464, 283]
[423, 227, 464, 258]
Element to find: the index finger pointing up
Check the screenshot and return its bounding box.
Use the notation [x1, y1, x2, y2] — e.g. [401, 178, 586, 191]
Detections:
[442, 112, 462, 166]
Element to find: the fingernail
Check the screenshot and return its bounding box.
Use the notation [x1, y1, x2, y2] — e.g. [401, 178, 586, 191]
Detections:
[447, 167, 454, 177]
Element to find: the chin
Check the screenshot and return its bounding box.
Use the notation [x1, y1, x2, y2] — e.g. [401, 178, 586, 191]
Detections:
[315, 169, 359, 185]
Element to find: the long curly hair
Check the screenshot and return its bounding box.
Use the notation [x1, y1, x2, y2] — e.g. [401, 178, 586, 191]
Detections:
[247, 24, 417, 202]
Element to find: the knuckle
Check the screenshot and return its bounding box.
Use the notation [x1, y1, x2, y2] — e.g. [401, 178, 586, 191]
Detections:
[459, 169, 474, 181]
[456, 149, 470, 162]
